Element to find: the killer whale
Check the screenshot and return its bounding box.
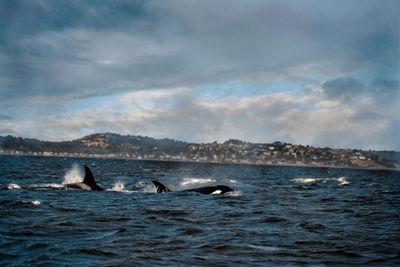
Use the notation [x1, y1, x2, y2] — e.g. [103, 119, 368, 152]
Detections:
[64, 165, 104, 191]
[152, 180, 233, 195]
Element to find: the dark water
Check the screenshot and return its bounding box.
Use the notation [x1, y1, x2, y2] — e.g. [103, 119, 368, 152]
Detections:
[0, 155, 399, 266]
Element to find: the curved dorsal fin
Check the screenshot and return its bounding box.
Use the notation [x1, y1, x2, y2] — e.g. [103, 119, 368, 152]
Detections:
[152, 180, 172, 193]
[83, 165, 104, 191]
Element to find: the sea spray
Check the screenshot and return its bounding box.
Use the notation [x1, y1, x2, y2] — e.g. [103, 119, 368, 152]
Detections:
[106, 181, 138, 193]
[112, 181, 125, 191]
[131, 181, 157, 193]
[63, 163, 83, 184]
[180, 178, 216, 187]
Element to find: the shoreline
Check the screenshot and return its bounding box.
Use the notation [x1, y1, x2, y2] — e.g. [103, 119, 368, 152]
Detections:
[2, 152, 398, 172]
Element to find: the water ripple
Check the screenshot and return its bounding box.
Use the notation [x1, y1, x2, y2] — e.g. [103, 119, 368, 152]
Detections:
[0, 155, 399, 266]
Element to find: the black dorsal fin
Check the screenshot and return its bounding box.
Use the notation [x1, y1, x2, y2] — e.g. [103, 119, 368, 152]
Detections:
[83, 165, 104, 191]
[152, 180, 172, 193]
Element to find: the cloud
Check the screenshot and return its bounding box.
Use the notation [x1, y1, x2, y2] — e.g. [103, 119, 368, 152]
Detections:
[5, 83, 396, 150]
[0, 122, 21, 136]
[0, 0, 398, 104]
[371, 79, 399, 94]
[0, 115, 14, 120]
[322, 77, 365, 103]
[0, 1, 398, 150]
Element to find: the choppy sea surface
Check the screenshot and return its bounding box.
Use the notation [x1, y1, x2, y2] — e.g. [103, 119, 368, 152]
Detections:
[0, 155, 399, 266]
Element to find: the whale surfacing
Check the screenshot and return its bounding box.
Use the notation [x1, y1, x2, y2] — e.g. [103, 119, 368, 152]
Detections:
[152, 180, 233, 195]
[64, 165, 104, 191]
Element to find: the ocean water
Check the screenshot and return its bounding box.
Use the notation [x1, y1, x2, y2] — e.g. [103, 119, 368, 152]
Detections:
[0, 155, 399, 266]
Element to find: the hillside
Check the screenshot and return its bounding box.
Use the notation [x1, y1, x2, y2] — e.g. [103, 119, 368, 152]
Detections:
[0, 133, 399, 170]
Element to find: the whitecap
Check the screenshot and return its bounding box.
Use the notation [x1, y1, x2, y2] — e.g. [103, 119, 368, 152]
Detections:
[112, 181, 125, 191]
[106, 181, 135, 194]
[291, 178, 321, 183]
[31, 200, 41, 206]
[336, 177, 350, 186]
[226, 190, 242, 197]
[7, 183, 21, 190]
[291, 177, 350, 186]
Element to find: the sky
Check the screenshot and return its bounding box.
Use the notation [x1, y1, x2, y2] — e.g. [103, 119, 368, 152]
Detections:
[0, 0, 399, 150]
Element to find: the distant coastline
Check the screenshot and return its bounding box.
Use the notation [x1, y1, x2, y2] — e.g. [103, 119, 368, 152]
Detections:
[1, 133, 399, 171]
[2, 152, 399, 172]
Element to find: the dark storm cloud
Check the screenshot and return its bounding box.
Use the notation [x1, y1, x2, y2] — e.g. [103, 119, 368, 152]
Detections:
[322, 77, 366, 103]
[0, 0, 150, 38]
[371, 79, 399, 94]
[1, 0, 399, 149]
[0, 114, 13, 120]
[0, 0, 154, 101]
[0, 0, 398, 103]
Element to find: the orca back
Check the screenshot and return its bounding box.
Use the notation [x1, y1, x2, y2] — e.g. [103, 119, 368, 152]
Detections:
[151, 180, 233, 195]
[184, 185, 234, 194]
[83, 165, 104, 191]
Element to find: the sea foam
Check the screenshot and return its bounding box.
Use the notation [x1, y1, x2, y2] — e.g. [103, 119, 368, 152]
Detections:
[7, 183, 21, 190]
[291, 178, 321, 183]
[31, 200, 41, 206]
[106, 181, 134, 194]
[291, 177, 350, 186]
[336, 177, 350, 186]
[29, 183, 64, 189]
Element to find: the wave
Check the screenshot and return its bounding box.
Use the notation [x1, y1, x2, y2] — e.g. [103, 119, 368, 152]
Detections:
[29, 183, 64, 189]
[291, 177, 350, 186]
[291, 178, 321, 184]
[180, 178, 216, 186]
[248, 245, 282, 252]
[226, 190, 242, 197]
[7, 183, 21, 190]
[31, 200, 41, 206]
[111, 181, 126, 191]
[6, 182, 63, 190]
[106, 181, 135, 194]
[336, 177, 350, 186]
